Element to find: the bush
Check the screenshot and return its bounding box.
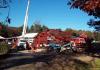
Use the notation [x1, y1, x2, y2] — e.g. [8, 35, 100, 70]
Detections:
[0, 42, 9, 55]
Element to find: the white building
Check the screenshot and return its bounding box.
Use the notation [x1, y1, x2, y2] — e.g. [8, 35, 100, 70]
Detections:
[17, 33, 38, 48]
[0, 36, 5, 39]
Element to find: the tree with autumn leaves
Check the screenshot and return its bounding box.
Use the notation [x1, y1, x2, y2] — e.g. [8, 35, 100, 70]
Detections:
[0, 22, 22, 37]
[68, 0, 100, 31]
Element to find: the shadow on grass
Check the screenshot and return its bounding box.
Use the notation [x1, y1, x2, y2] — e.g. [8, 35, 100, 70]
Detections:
[0, 48, 96, 70]
[73, 59, 92, 70]
[85, 43, 100, 58]
[0, 52, 56, 70]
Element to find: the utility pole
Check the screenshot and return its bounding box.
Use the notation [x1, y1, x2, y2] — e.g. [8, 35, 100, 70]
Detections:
[22, 0, 30, 36]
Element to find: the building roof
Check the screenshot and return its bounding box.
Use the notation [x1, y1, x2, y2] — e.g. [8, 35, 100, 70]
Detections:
[23, 33, 38, 38]
[0, 36, 5, 39]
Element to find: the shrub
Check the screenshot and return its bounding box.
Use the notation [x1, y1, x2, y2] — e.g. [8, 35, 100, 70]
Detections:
[0, 42, 9, 55]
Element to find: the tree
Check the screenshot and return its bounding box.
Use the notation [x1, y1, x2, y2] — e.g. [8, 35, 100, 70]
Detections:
[30, 23, 42, 33]
[68, 0, 100, 31]
[93, 31, 100, 41]
[88, 19, 100, 31]
[42, 25, 48, 31]
[0, 0, 11, 24]
[17, 25, 23, 35]
[0, 22, 22, 37]
[30, 21, 48, 33]
[0, 0, 11, 8]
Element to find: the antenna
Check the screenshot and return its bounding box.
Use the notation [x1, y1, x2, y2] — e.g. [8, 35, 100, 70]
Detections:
[22, 0, 30, 36]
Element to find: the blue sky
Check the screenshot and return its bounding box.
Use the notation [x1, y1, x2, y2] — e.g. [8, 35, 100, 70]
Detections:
[0, 0, 94, 31]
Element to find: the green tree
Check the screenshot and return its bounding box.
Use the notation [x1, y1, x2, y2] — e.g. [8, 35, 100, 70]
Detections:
[93, 32, 100, 41]
[30, 23, 42, 33]
[30, 21, 48, 33]
[41, 25, 48, 31]
[65, 28, 75, 33]
[65, 28, 78, 35]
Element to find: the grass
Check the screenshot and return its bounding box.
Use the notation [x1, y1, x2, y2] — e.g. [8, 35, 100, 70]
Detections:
[0, 42, 100, 70]
[90, 59, 100, 70]
[0, 42, 9, 55]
